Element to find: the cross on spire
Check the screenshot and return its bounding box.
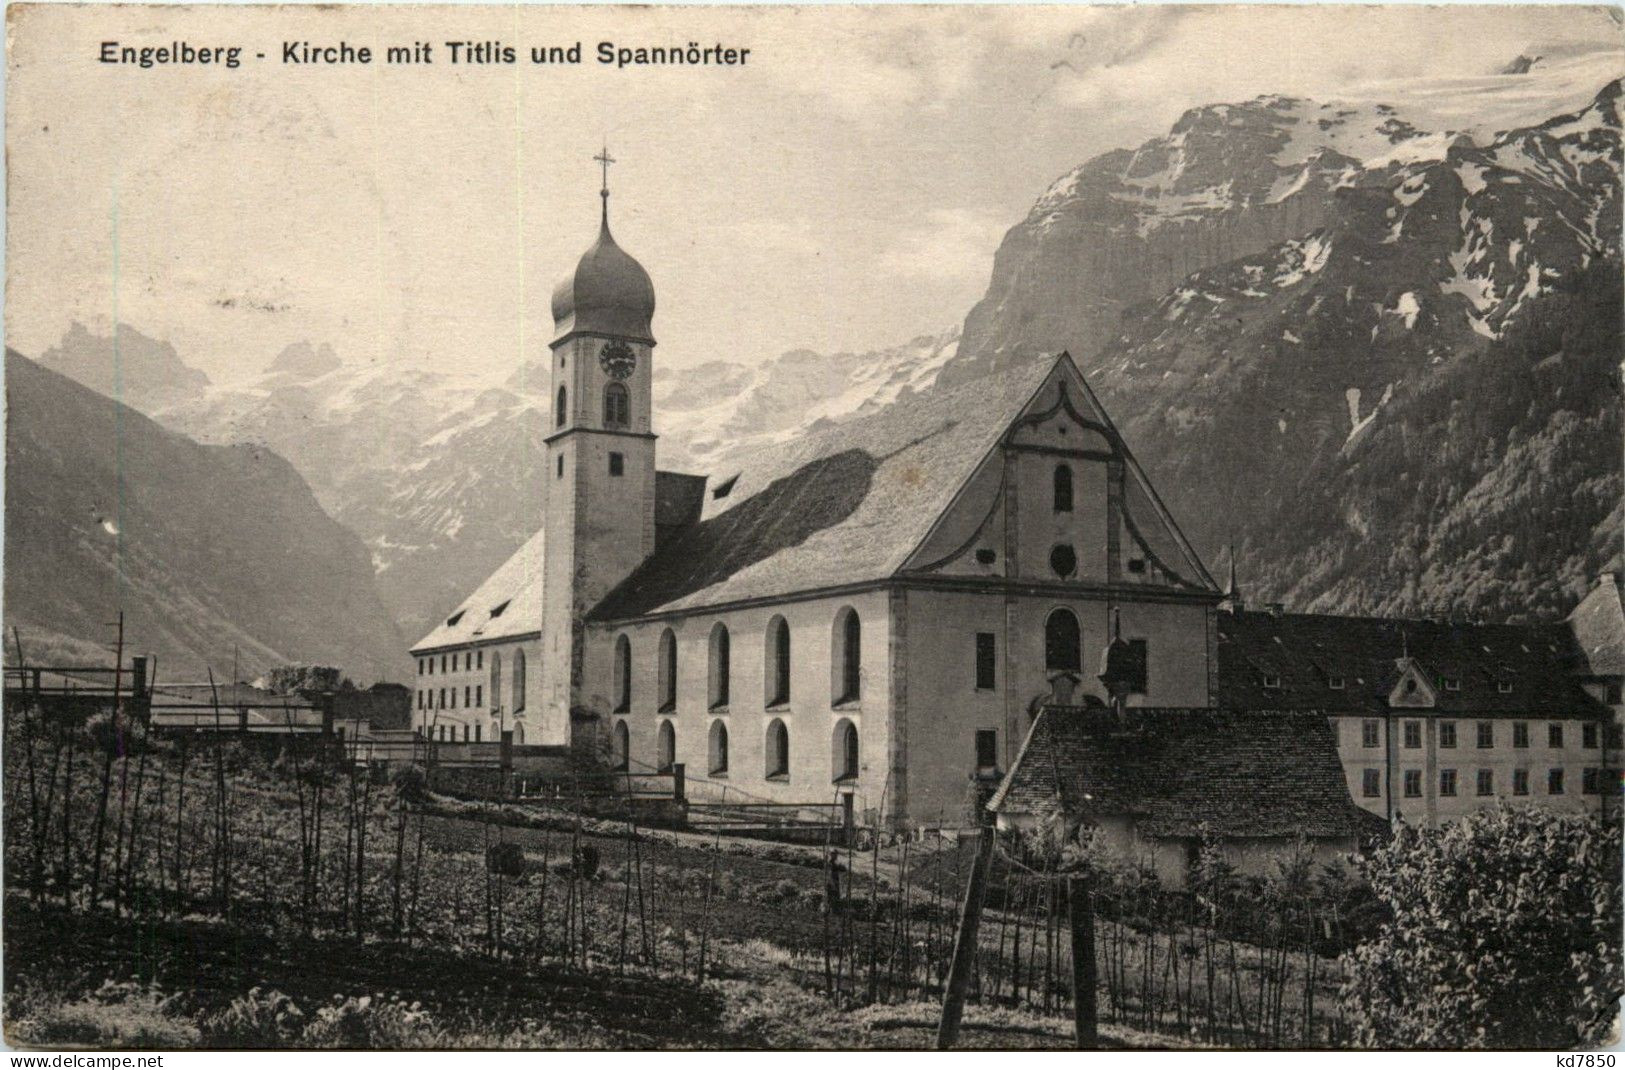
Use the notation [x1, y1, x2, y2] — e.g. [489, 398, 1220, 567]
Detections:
[594, 144, 616, 199]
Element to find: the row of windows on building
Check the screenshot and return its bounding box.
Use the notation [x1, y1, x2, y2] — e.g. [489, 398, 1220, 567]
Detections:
[618, 716, 857, 782]
[610, 608, 1148, 715]
[418, 650, 486, 674]
[1359, 719, 1617, 750]
[1362, 766, 1613, 798]
[1265, 673, 1519, 694]
[612, 609, 864, 714]
[615, 716, 1002, 785]
[415, 650, 526, 713]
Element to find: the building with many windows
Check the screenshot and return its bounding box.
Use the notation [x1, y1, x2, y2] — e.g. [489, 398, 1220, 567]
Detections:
[1215, 582, 1621, 828]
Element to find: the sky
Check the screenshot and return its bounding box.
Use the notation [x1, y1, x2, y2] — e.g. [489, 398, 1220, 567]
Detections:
[6, 4, 1622, 384]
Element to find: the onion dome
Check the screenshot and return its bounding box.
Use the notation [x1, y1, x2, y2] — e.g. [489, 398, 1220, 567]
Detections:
[550, 194, 656, 346]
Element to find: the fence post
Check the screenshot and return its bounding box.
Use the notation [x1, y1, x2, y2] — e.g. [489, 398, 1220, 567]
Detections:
[937, 818, 995, 1050]
[841, 792, 855, 839]
[130, 655, 148, 712]
[501, 730, 513, 797]
[1069, 874, 1098, 1049]
[672, 762, 685, 804]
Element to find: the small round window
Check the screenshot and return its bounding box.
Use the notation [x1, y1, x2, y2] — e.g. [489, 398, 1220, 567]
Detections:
[1050, 544, 1077, 578]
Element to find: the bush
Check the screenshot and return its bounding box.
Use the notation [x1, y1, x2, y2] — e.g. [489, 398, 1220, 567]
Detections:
[572, 843, 600, 880]
[1340, 806, 1622, 1049]
[486, 841, 525, 878]
[12, 981, 200, 1049]
[300, 995, 443, 1049]
[202, 987, 306, 1048]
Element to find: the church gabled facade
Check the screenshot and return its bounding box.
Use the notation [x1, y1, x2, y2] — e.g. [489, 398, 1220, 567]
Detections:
[409, 183, 1231, 827]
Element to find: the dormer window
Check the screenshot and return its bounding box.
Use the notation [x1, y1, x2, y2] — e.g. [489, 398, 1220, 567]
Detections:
[1262, 675, 1282, 690]
[446, 610, 465, 628]
[1497, 681, 1513, 694]
[490, 600, 511, 619]
[712, 475, 739, 500]
[1443, 678, 1461, 692]
[1327, 676, 1345, 690]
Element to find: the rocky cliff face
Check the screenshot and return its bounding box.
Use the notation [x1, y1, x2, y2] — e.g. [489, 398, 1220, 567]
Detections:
[4, 352, 407, 681]
[36, 322, 211, 413]
[944, 75, 1623, 621]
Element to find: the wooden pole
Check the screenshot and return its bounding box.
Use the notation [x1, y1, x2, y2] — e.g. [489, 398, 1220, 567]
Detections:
[936, 824, 994, 1050]
[1069, 873, 1098, 1049]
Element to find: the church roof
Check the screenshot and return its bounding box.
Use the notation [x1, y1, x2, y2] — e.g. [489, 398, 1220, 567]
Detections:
[411, 526, 546, 653]
[1216, 609, 1606, 717]
[987, 706, 1367, 840]
[550, 212, 656, 345]
[589, 355, 1062, 621]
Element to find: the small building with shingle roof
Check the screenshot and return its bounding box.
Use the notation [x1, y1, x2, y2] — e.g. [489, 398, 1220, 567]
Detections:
[988, 705, 1372, 888]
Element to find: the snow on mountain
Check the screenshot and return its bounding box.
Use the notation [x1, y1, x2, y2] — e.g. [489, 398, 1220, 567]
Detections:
[153, 327, 960, 641]
[946, 69, 1622, 623]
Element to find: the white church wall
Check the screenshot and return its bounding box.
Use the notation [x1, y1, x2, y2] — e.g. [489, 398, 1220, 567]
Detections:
[584, 588, 895, 816]
[900, 588, 1213, 825]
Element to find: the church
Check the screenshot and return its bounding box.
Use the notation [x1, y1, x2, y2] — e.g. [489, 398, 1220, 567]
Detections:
[407, 174, 1224, 827]
[408, 176, 1619, 832]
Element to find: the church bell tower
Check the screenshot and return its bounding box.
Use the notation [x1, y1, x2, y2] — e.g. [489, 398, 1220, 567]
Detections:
[539, 147, 658, 740]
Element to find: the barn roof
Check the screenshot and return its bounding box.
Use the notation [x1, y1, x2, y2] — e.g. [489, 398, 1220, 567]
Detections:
[987, 706, 1366, 839]
[1216, 610, 1605, 718]
[589, 354, 1062, 620]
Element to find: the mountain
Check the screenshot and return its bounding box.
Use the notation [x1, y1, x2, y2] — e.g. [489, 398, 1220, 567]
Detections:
[4, 351, 407, 682]
[34, 55, 1620, 636]
[36, 321, 211, 413]
[155, 328, 961, 642]
[941, 71, 1622, 621]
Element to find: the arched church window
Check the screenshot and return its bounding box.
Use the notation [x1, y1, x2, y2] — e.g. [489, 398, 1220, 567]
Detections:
[709, 719, 729, 776]
[603, 382, 631, 429]
[555, 386, 568, 430]
[613, 634, 632, 712]
[832, 607, 861, 706]
[1054, 464, 1074, 513]
[657, 628, 677, 712]
[709, 623, 731, 709]
[833, 719, 859, 782]
[766, 718, 790, 780]
[657, 720, 676, 773]
[512, 650, 527, 712]
[613, 721, 629, 771]
[765, 615, 791, 707]
[1045, 609, 1082, 673]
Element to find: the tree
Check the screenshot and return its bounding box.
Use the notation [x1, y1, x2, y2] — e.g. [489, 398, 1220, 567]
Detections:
[1341, 806, 1622, 1049]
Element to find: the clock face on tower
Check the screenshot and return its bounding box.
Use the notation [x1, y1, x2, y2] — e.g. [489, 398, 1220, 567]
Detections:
[598, 340, 637, 380]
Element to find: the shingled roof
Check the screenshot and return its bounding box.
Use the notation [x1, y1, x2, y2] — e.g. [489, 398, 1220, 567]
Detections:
[1216, 610, 1607, 718]
[589, 354, 1061, 621]
[987, 707, 1366, 839]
